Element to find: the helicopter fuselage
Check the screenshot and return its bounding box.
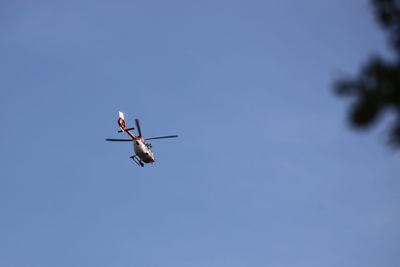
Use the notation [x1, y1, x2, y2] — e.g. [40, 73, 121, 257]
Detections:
[133, 137, 155, 163]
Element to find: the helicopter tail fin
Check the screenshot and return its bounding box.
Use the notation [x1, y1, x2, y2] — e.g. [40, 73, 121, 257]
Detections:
[117, 111, 127, 131]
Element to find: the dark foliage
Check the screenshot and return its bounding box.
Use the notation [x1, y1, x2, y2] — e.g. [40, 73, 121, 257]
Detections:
[335, 0, 400, 147]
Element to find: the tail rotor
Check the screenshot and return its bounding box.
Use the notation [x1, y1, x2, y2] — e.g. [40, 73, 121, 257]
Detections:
[117, 112, 127, 132]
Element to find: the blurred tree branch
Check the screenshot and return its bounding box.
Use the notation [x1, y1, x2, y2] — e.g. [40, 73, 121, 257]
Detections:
[334, 0, 400, 147]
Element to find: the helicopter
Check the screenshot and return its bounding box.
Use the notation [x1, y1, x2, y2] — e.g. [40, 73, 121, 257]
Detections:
[106, 112, 178, 167]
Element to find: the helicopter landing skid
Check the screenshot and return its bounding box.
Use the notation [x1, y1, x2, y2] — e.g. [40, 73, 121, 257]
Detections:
[130, 155, 144, 167]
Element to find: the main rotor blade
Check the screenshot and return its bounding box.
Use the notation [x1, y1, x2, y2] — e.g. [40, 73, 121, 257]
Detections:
[105, 138, 133, 142]
[135, 118, 142, 137]
[145, 135, 179, 141]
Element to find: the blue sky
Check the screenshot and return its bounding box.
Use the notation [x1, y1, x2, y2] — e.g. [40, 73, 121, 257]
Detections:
[1, 0, 399, 266]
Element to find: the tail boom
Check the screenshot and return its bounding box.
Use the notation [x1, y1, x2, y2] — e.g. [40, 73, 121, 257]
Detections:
[117, 111, 135, 139]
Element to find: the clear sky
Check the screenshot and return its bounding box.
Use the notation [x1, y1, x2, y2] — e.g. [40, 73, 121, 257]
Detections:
[0, 0, 399, 266]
